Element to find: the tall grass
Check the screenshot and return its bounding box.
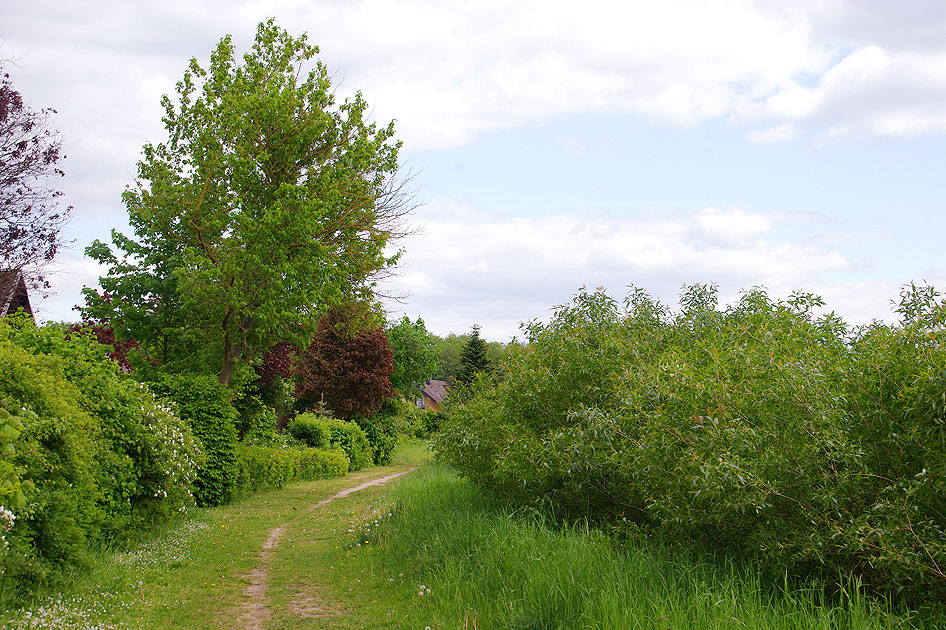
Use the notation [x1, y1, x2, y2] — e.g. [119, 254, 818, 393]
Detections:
[370, 463, 936, 630]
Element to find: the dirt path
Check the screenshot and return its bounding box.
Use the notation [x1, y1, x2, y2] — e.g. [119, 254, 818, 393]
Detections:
[237, 468, 416, 629]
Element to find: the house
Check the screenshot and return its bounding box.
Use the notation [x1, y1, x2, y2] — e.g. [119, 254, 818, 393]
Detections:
[418, 379, 451, 412]
[0, 270, 33, 321]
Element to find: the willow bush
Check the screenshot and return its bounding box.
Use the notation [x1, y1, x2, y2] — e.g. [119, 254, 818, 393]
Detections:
[435, 284, 946, 605]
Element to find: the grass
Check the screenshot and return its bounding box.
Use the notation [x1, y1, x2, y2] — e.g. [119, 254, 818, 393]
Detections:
[0, 440, 940, 629]
[345, 462, 942, 630]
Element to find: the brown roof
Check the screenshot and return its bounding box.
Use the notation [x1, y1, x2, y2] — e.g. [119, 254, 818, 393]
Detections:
[422, 379, 451, 404]
[0, 270, 33, 318]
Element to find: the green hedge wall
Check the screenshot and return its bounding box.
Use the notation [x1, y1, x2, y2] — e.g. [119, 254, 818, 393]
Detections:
[149, 373, 237, 507]
[292, 414, 372, 471]
[233, 444, 348, 498]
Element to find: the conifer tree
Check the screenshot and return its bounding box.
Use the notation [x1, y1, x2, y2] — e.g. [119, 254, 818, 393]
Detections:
[458, 324, 490, 385]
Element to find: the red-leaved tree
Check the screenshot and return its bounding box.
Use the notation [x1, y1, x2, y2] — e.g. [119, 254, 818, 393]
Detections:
[0, 64, 71, 288]
[293, 305, 395, 419]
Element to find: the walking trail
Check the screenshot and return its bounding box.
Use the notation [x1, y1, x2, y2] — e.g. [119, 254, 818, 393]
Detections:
[237, 468, 416, 629]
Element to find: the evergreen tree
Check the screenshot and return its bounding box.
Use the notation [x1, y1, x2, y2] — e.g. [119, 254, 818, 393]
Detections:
[458, 324, 490, 385]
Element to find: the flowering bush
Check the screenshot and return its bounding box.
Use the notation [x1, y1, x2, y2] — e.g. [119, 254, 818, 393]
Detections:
[0, 317, 202, 587]
[130, 384, 202, 520]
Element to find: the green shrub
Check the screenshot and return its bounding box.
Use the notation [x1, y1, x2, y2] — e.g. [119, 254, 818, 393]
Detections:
[233, 444, 348, 498]
[0, 400, 29, 510]
[287, 413, 331, 448]
[435, 284, 946, 605]
[356, 401, 399, 465]
[293, 445, 348, 479]
[414, 409, 444, 438]
[149, 373, 237, 507]
[322, 418, 372, 471]
[234, 394, 278, 441]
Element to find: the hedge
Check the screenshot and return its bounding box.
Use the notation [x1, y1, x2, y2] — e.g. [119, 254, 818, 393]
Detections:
[293, 414, 372, 471]
[233, 444, 348, 498]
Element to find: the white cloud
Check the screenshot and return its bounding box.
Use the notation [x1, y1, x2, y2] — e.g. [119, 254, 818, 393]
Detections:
[748, 123, 798, 143]
[7, 0, 946, 157]
[380, 200, 860, 340]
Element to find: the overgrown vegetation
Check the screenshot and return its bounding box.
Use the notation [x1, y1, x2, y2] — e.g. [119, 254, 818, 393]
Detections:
[436, 283, 946, 607]
[0, 316, 202, 592]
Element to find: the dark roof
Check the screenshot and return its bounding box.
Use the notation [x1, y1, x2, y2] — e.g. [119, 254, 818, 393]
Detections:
[0, 270, 33, 319]
[422, 379, 451, 404]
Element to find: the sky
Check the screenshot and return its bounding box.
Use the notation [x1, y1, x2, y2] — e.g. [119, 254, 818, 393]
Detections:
[4, 0, 946, 341]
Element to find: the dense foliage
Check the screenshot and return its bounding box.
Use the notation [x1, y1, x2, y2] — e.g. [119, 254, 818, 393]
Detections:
[84, 19, 409, 384]
[386, 316, 438, 398]
[0, 64, 71, 288]
[287, 414, 331, 449]
[321, 417, 372, 472]
[148, 373, 237, 507]
[233, 444, 348, 498]
[432, 332, 504, 382]
[291, 413, 372, 471]
[356, 402, 399, 465]
[294, 305, 396, 419]
[0, 317, 200, 587]
[436, 284, 946, 604]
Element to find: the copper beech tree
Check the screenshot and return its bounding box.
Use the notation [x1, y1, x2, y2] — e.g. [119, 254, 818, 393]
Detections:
[294, 305, 395, 419]
[85, 21, 411, 384]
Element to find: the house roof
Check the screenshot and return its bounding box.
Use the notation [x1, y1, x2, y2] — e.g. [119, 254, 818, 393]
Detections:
[0, 270, 33, 318]
[422, 379, 451, 404]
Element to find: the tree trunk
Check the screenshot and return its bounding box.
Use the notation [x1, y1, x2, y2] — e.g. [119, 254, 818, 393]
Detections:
[219, 327, 245, 386]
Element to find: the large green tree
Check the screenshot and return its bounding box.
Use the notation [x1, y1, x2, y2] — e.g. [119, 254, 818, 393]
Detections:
[85, 20, 409, 384]
[386, 316, 438, 398]
[432, 332, 465, 381]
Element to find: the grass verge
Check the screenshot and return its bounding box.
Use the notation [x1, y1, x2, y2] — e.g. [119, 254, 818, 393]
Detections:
[340, 462, 943, 630]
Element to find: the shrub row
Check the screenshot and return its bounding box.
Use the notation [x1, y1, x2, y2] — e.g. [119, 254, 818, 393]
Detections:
[233, 444, 348, 498]
[435, 284, 946, 605]
[290, 413, 372, 470]
[148, 373, 237, 507]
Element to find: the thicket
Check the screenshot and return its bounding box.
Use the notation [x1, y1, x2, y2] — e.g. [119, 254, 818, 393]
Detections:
[0, 317, 201, 589]
[287, 414, 331, 448]
[435, 284, 946, 606]
[357, 400, 400, 465]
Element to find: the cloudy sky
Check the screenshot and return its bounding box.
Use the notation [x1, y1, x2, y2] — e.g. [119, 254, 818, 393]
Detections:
[4, 0, 946, 340]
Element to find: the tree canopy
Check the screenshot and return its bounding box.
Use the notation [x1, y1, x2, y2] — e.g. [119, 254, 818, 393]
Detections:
[293, 304, 395, 419]
[84, 20, 410, 384]
[0, 63, 71, 288]
[386, 316, 438, 398]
